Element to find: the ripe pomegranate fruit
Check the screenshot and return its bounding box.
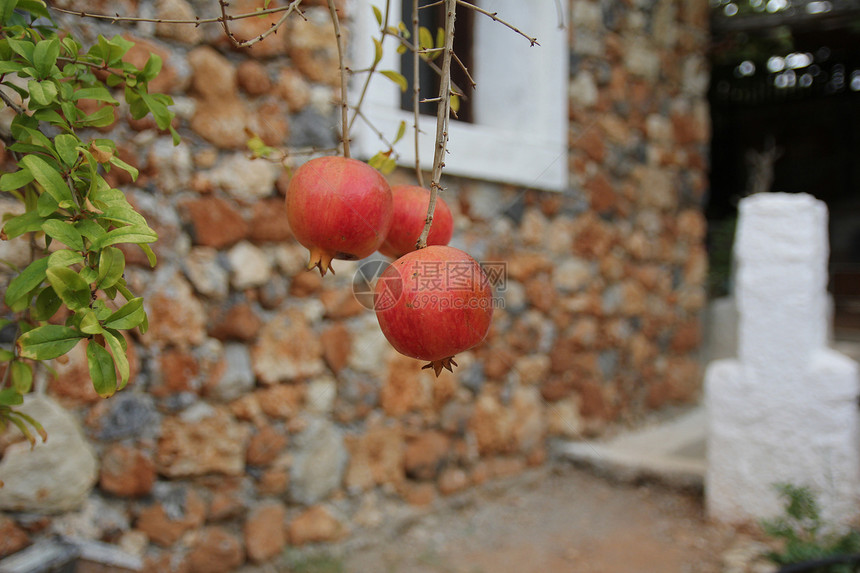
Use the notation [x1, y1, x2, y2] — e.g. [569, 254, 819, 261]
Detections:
[374, 245, 493, 375]
[378, 185, 454, 259]
[286, 156, 393, 275]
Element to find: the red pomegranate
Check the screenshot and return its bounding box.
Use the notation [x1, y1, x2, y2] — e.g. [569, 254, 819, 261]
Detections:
[378, 185, 454, 259]
[286, 156, 393, 275]
[374, 245, 494, 375]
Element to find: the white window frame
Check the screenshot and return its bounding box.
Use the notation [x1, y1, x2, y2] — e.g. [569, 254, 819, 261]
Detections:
[349, 0, 569, 192]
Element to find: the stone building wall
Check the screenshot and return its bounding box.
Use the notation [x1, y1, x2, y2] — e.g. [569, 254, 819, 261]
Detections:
[0, 0, 710, 569]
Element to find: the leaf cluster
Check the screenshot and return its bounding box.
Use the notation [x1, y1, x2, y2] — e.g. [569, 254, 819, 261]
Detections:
[0, 0, 172, 435]
[762, 483, 860, 572]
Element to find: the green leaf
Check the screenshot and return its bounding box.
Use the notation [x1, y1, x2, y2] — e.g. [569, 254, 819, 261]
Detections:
[75, 218, 107, 243]
[436, 27, 445, 50]
[17, 325, 85, 360]
[450, 92, 460, 114]
[46, 267, 91, 311]
[86, 341, 117, 398]
[33, 37, 60, 77]
[394, 120, 407, 144]
[27, 79, 58, 106]
[0, 388, 24, 406]
[140, 54, 162, 82]
[77, 105, 115, 128]
[102, 329, 129, 389]
[96, 246, 125, 289]
[10, 360, 33, 394]
[36, 187, 59, 217]
[48, 249, 84, 268]
[0, 167, 34, 191]
[0, 61, 23, 74]
[372, 37, 383, 66]
[20, 154, 74, 206]
[79, 309, 103, 335]
[380, 70, 408, 92]
[5, 257, 49, 307]
[108, 156, 138, 181]
[54, 133, 81, 168]
[1, 210, 47, 240]
[139, 243, 157, 268]
[32, 285, 61, 321]
[71, 86, 118, 104]
[7, 37, 34, 63]
[42, 219, 84, 250]
[17, 1, 50, 20]
[103, 297, 144, 330]
[0, 348, 13, 361]
[91, 225, 157, 249]
[372, 4, 382, 26]
[419, 26, 433, 51]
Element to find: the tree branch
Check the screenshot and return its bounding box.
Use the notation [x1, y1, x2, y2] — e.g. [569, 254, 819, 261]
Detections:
[348, 0, 390, 133]
[416, 0, 456, 249]
[456, 0, 539, 46]
[51, 2, 303, 26]
[412, 0, 424, 187]
[327, 0, 350, 158]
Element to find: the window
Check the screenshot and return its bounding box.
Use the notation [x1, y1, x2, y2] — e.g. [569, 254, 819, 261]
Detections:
[351, 1, 569, 191]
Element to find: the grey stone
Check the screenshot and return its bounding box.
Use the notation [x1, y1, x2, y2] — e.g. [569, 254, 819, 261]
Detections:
[288, 107, 338, 149]
[290, 417, 348, 504]
[97, 393, 160, 441]
[209, 343, 255, 402]
[0, 395, 98, 513]
[183, 247, 229, 299]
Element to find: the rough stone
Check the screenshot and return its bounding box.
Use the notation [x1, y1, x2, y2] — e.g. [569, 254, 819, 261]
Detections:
[246, 424, 288, 467]
[182, 197, 248, 249]
[227, 241, 273, 290]
[437, 467, 469, 496]
[287, 8, 342, 86]
[187, 527, 244, 573]
[306, 376, 337, 414]
[156, 406, 250, 477]
[183, 246, 230, 298]
[94, 393, 161, 441]
[256, 384, 304, 419]
[191, 97, 249, 148]
[208, 153, 280, 204]
[0, 515, 30, 557]
[248, 198, 293, 243]
[290, 417, 348, 504]
[208, 302, 262, 342]
[0, 395, 98, 513]
[244, 501, 287, 563]
[251, 309, 324, 384]
[155, 0, 203, 44]
[136, 487, 206, 547]
[224, 0, 290, 57]
[404, 432, 450, 480]
[344, 418, 404, 491]
[288, 505, 347, 545]
[99, 444, 156, 498]
[470, 392, 515, 455]
[275, 67, 312, 112]
[511, 386, 546, 452]
[237, 60, 272, 95]
[149, 139, 193, 193]
[380, 353, 434, 416]
[143, 270, 207, 348]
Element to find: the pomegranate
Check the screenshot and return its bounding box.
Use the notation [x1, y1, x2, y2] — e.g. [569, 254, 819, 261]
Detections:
[286, 156, 393, 275]
[374, 245, 493, 375]
[378, 185, 454, 259]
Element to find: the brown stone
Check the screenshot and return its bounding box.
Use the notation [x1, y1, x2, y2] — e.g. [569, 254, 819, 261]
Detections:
[144, 273, 207, 349]
[49, 335, 140, 405]
[275, 67, 311, 112]
[156, 407, 251, 477]
[244, 502, 287, 564]
[155, 0, 203, 44]
[289, 270, 323, 297]
[142, 549, 190, 573]
[504, 251, 554, 282]
[524, 274, 557, 314]
[136, 489, 207, 547]
[223, 0, 290, 57]
[470, 393, 514, 455]
[320, 323, 351, 374]
[403, 431, 450, 480]
[585, 173, 617, 214]
[437, 467, 469, 496]
[187, 527, 244, 573]
[319, 288, 366, 320]
[0, 515, 30, 557]
[237, 60, 272, 95]
[191, 98, 250, 149]
[574, 378, 613, 420]
[188, 46, 236, 100]
[540, 374, 575, 402]
[575, 126, 606, 162]
[255, 384, 305, 419]
[287, 9, 342, 86]
[572, 212, 616, 259]
[182, 197, 248, 249]
[209, 303, 262, 342]
[380, 354, 430, 417]
[344, 419, 404, 491]
[246, 424, 288, 467]
[488, 456, 527, 478]
[288, 505, 346, 545]
[251, 310, 324, 384]
[481, 345, 515, 380]
[99, 444, 156, 498]
[511, 386, 545, 452]
[250, 99, 290, 147]
[257, 467, 290, 496]
[248, 198, 292, 243]
[152, 349, 200, 397]
[670, 319, 701, 353]
[207, 481, 245, 522]
[399, 481, 436, 506]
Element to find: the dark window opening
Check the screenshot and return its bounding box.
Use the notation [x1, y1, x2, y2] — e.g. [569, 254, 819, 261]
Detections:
[399, 0, 475, 123]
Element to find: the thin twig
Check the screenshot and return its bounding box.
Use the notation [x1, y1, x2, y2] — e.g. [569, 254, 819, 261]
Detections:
[412, 0, 424, 187]
[416, 0, 456, 249]
[327, 0, 350, 158]
[353, 107, 397, 152]
[0, 88, 25, 115]
[348, 0, 390, 132]
[227, 0, 304, 49]
[452, 51, 476, 88]
[456, 0, 539, 46]
[51, 3, 301, 25]
[418, 0, 445, 9]
[393, 35, 468, 102]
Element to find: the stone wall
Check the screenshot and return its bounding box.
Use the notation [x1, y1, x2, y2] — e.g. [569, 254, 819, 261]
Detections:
[0, 0, 710, 569]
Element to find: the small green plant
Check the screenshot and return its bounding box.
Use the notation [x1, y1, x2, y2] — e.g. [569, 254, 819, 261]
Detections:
[762, 483, 860, 572]
[1, 0, 173, 443]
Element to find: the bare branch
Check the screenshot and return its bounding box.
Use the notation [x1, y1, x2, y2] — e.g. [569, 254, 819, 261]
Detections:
[50, 2, 303, 26]
[456, 0, 539, 46]
[412, 0, 424, 187]
[0, 88, 25, 116]
[220, 0, 304, 49]
[417, 0, 456, 250]
[348, 0, 390, 132]
[452, 51, 475, 89]
[327, 0, 350, 158]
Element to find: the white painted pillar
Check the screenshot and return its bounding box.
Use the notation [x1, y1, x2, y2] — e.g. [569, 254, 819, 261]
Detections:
[706, 192, 860, 529]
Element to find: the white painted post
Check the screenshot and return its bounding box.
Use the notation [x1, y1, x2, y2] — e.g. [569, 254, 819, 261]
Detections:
[706, 192, 860, 529]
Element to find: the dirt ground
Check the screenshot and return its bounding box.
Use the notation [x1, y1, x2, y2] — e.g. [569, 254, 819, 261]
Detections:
[328, 463, 770, 573]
